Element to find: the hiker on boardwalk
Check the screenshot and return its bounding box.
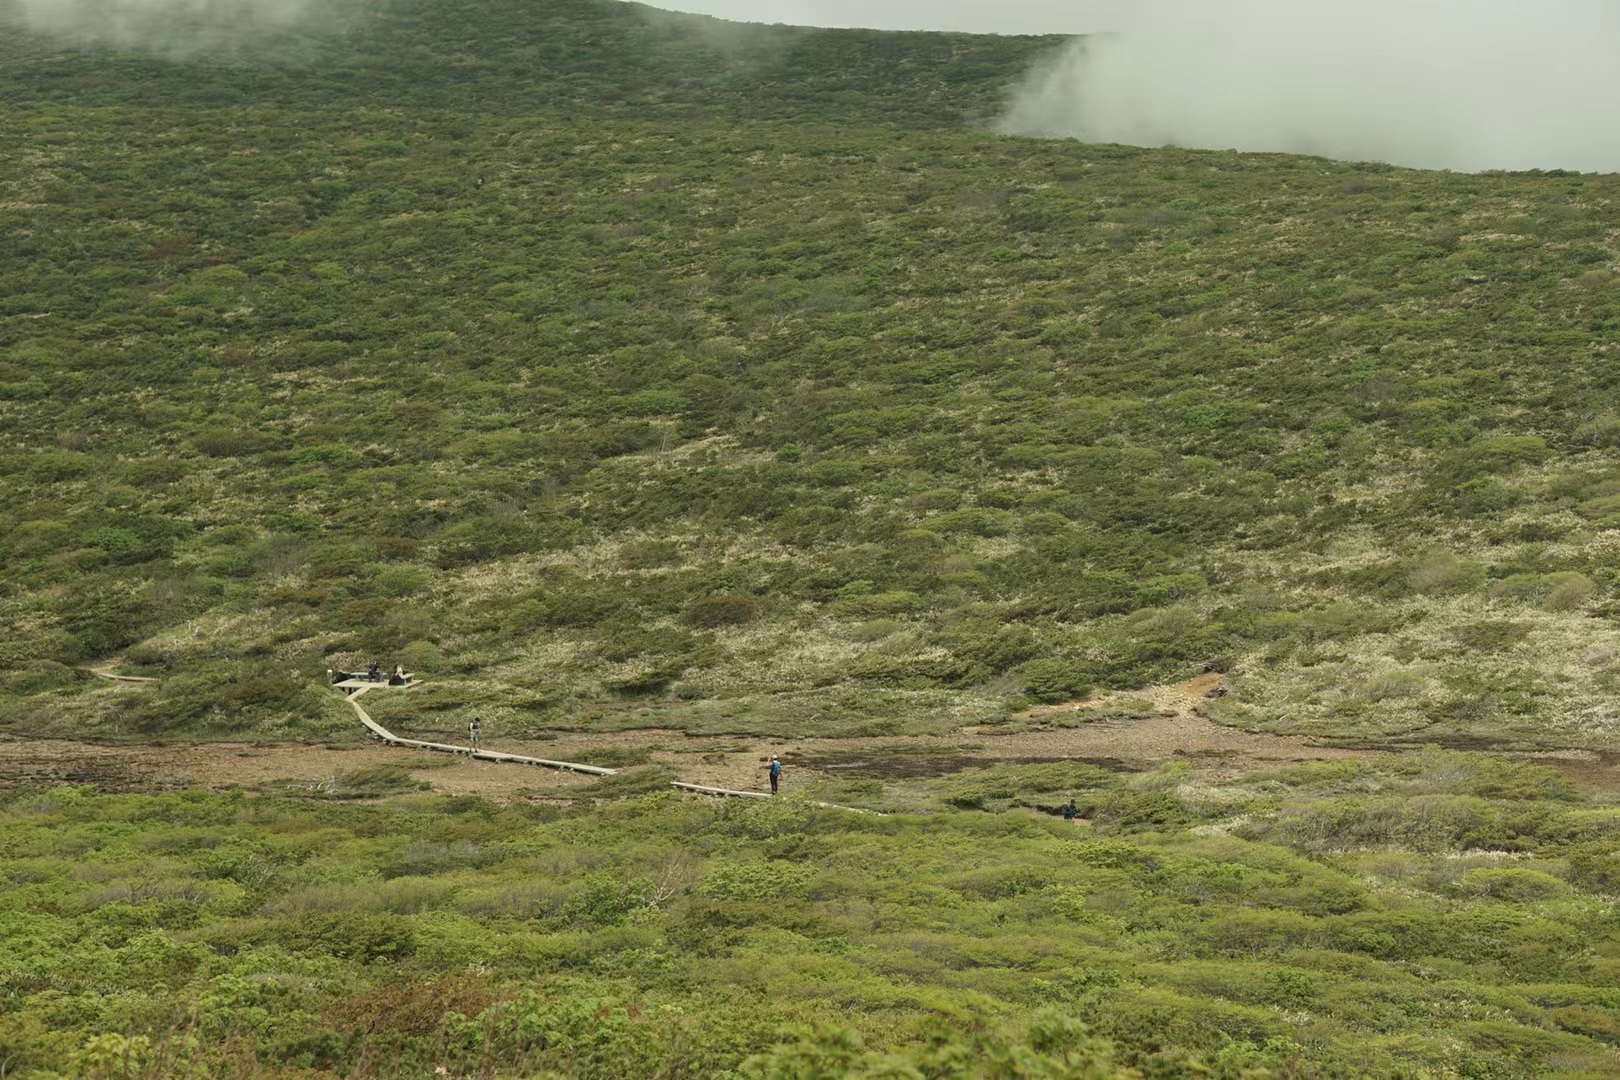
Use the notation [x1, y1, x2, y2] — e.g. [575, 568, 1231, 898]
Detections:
[367, 661, 382, 682]
[768, 755, 782, 795]
[468, 717, 482, 750]
[1062, 799, 1079, 822]
[389, 665, 408, 686]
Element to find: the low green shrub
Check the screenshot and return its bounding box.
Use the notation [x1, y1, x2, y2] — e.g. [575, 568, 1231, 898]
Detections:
[684, 595, 761, 628]
[1019, 659, 1092, 705]
[1454, 867, 1571, 902]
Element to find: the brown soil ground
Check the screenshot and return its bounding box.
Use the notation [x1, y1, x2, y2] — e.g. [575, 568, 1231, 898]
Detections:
[23, 675, 1619, 799]
[594, 709, 1386, 793]
[0, 737, 600, 798]
[0, 676, 1382, 800]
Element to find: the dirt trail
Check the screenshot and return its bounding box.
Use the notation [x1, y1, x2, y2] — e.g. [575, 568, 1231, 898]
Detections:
[33, 673, 1618, 799]
[0, 738, 599, 798]
[0, 718, 1367, 800]
[12, 675, 1390, 799]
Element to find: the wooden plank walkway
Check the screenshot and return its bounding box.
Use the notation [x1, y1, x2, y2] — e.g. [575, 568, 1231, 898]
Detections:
[341, 686, 879, 811]
[670, 780, 882, 814]
[82, 668, 159, 684]
[341, 686, 617, 776]
[672, 781, 771, 800]
[342, 686, 397, 743]
[82, 668, 879, 811]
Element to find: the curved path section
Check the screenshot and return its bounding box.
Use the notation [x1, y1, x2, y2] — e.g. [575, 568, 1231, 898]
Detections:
[82, 667, 159, 685]
[342, 686, 615, 776]
[83, 668, 877, 809]
[339, 686, 877, 810]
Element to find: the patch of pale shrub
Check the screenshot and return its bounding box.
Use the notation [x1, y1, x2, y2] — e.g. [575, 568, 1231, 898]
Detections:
[456, 881, 569, 920]
[846, 618, 904, 643]
[377, 876, 457, 914]
[264, 883, 374, 916]
[1543, 572, 1596, 612]
[1407, 551, 1478, 595]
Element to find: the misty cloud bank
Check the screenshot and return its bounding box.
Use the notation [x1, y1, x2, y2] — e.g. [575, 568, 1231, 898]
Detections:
[8, 0, 330, 54]
[1001, 0, 1620, 172]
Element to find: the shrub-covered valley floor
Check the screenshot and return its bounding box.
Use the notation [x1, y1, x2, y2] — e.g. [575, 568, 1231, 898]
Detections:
[3, 748, 1620, 1078]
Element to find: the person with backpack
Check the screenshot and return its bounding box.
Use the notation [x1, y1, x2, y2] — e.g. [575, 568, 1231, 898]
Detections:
[768, 755, 782, 795]
[1062, 798, 1079, 822]
[468, 717, 482, 751]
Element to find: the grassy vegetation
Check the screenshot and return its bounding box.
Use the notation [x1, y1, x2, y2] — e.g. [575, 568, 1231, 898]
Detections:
[4, 0, 1620, 750]
[262, 763, 437, 800]
[1, 753, 1617, 1078]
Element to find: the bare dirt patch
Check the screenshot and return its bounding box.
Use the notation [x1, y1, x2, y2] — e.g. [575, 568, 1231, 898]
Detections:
[496, 704, 1383, 792]
[0, 738, 595, 799]
[1517, 749, 1620, 792]
[791, 751, 1143, 779]
[0, 671, 1396, 800]
[1020, 673, 1228, 722]
[0, 748, 178, 793]
[35, 670, 1620, 800]
[80, 670, 1611, 809]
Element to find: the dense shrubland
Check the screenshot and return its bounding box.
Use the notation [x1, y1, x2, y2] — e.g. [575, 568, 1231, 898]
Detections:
[5, 0, 1620, 747]
[0, 753, 1616, 1077]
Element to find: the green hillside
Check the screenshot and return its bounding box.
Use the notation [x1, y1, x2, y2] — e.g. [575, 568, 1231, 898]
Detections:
[6, 0, 1620, 748]
[5, 1, 1620, 1076]
[1, 0, 1049, 121]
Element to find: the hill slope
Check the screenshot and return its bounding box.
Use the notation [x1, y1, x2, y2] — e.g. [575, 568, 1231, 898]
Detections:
[4, 0, 1620, 754]
[0, 0, 1051, 122]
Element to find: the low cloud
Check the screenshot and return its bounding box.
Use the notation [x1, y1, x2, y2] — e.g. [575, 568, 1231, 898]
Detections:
[8, 0, 332, 55]
[1001, 1, 1620, 172]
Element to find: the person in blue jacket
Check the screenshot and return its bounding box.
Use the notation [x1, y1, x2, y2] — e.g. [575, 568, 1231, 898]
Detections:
[768, 755, 782, 795]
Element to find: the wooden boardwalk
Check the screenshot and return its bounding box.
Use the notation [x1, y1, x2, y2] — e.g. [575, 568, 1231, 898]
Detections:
[341, 685, 879, 811]
[671, 780, 882, 814]
[82, 668, 159, 684]
[672, 780, 771, 800]
[83, 667, 878, 811]
[341, 686, 616, 776]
